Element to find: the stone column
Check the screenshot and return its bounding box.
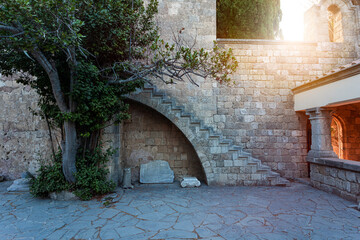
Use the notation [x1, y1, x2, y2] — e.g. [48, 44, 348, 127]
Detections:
[108, 122, 123, 185]
[306, 108, 338, 159]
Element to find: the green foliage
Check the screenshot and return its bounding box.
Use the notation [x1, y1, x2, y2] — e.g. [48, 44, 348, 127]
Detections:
[30, 148, 115, 201]
[68, 61, 140, 136]
[0, 0, 83, 53]
[217, 0, 282, 39]
[1, 0, 239, 193]
[211, 43, 238, 83]
[79, 0, 158, 64]
[0, 0, 238, 137]
[148, 38, 238, 84]
[74, 147, 116, 200]
[0, 0, 157, 133]
[30, 153, 71, 198]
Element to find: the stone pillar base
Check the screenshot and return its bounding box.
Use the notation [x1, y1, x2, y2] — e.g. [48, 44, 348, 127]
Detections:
[307, 150, 338, 159]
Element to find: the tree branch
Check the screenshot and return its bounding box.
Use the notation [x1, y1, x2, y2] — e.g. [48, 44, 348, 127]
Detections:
[1, 22, 69, 112]
[30, 48, 69, 113]
[0, 25, 20, 33]
[0, 31, 24, 38]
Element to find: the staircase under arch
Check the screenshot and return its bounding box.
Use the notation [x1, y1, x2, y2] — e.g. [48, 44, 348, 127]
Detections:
[127, 85, 289, 186]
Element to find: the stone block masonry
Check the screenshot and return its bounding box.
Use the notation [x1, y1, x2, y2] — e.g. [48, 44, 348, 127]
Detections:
[2, 0, 360, 183]
[129, 84, 290, 186]
[153, 39, 357, 179]
[0, 74, 55, 180]
[1, 39, 357, 181]
[155, 0, 216, 49]
[122, 101, 205, 182]
[309, 158, 360, 202]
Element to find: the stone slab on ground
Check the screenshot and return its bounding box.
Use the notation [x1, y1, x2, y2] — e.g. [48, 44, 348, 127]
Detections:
[7, 178, 31, 192]
[1, 182, 360, 239]
[181, 177, 201, 188]
[49, 191, 80, 201]
[140, 160, 174, 184]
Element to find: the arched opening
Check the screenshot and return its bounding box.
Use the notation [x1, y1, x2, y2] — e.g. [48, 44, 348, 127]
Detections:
[331, 116, 344, 159]
[123, 100, 206, 183]
[327, 5, 343, 42]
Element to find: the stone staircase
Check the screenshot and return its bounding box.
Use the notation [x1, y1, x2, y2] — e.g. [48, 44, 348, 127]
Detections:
[128, 84, 289, 187]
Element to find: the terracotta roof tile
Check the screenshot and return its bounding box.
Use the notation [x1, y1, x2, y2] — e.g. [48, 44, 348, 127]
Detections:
[319, 59, 360, 79]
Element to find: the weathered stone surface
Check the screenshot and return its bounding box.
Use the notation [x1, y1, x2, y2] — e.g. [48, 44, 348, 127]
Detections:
[180, 177, 201, 188]
[1, 74, 53, 180]
[309, 162, 360, 202]
[1, 181, 360, 239]
[140, 160, 174, 184]
[3, 0, 360, 187]
[7, 178, 31, 192]
[122, 168, 134, 189]
[49, 191, 80, 201]
[21, 171, 33, 179]
[122, 102, 205, 183]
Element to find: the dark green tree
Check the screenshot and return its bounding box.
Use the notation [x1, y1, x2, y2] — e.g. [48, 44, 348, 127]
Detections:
[0, 0, 237, 193]
[217, 0, 282, 39]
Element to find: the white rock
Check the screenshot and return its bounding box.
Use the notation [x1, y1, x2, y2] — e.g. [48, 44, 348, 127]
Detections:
[140, 160, 174, 184]
[180, 177, 201, 188]
[7, 178, 31, 192]
[14, 178, 31, 185]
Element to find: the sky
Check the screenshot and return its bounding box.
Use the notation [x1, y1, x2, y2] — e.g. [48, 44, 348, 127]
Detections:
[280, 0, 316, 41]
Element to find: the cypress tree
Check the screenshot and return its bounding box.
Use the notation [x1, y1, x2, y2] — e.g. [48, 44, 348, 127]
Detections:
[217, 0, 282, 39]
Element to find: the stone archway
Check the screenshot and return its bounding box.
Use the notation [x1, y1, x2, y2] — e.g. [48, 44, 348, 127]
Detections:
[127, 90, 215, 184]
[126, 85, 289, 186]
[331, 115, 344, 159]
[327, 4, 344, 42]
[123, 100, 206, 183]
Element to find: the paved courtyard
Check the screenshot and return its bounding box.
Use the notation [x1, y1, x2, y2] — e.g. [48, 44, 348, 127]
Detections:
[0, 181, 359, 240]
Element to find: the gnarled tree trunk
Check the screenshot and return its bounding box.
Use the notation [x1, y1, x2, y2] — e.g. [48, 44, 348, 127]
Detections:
[62, 120, 78, 183]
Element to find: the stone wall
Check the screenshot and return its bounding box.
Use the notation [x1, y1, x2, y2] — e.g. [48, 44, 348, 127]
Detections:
[122, 101, 205, 182]
[2, 0, 360, 183]
[0, 74, 54, 180]
[304, 4, 321, 43]
[304, 0, 360, 55]
[155, 0, 216, 49]
[3, 40, 355, 180]
[152, 39, 357, 179]
[309, 158, 360, 202]
[0, 0, 218, 181]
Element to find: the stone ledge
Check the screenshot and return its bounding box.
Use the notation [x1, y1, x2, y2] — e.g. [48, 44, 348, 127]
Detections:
[292, 62, 360, 94]
[308, 157, 360, 172]
[217, 38, 317, 46]
[311, 179, 358, 202]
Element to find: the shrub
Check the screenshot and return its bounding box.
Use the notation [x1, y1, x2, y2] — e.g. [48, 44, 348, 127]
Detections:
[30, 153, 70, 198]
[74, 147, 116, 200]
[30, 147, 115, 201]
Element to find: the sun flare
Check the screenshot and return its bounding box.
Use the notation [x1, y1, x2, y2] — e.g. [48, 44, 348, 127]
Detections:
[280, 0, 315, 41]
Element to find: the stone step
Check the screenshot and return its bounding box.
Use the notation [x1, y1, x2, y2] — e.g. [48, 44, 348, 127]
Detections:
[180, 113, 191, 118]
[130, 85, 289, 187]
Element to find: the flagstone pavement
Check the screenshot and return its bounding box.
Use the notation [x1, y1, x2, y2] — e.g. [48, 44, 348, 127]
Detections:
[0, 180, 359, 240]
